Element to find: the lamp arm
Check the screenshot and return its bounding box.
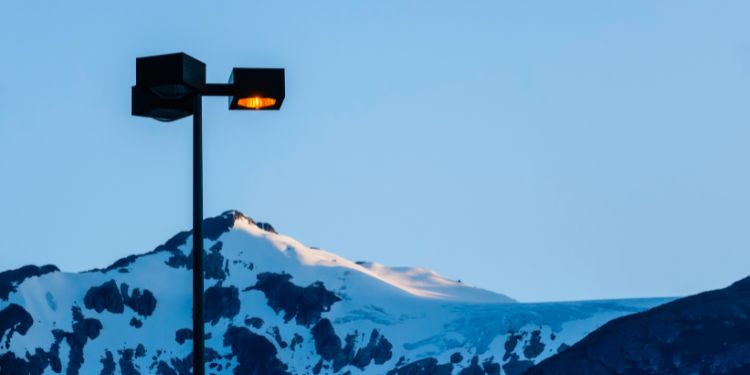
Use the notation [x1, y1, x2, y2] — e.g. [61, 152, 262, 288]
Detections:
[202, 83, 235, 96]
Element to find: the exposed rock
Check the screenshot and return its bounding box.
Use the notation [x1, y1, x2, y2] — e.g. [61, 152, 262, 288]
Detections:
[204, 250, 226, 280]
[223, 325, 290, 375]
[129, 317, 142, 328]
[311, 319, 393, 372]
[203, 210, 238, 241]
[0, 304, 33, 349]
[290, 333, 304, 351]
[0, 265, 58, 300]
[52, 306, 103, 375]
[482, 357, 501, 375]
[175, 328, 192, 345]
[257, 222, 278, 234]
[311, 319, 342, 362]
[450, 352, 463, 364]
[84, 280, 124, 314]
[525, 276, 750, 375]
[523, 330, 544, 359]
[503, 332, 523, 361]
[244, 316, 264, 329]
[204, 284, 240, 325]
[503, 353, 534, 375]
[387, 357, 453, 375]
[458, 356, 484, 375]
[270, 326, 288, 349]
[120, 283, 157, 317]
[118, 349, 139, 375]
[209, 241, 223, 252]
[351, 329, 393, 369]
[100, 350, 116, 375]
[156, 361, 177, 375]
[246, 272, 341, 327]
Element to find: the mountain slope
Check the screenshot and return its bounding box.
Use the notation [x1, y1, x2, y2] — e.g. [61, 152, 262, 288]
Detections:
[524, 276, 750, 375]
[0, 210, 670, 375]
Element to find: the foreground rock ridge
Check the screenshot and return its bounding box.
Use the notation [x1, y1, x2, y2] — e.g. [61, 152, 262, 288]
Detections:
[526, 276, 750, 375]
[1, 210, 672, 374]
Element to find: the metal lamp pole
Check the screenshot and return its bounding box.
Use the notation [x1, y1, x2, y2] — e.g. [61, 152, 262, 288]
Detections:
[132, 52, 285, 375]
[192, 93, 205, 375]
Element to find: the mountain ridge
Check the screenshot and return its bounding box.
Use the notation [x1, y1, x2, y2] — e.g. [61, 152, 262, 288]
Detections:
[1, 210, 671, 375]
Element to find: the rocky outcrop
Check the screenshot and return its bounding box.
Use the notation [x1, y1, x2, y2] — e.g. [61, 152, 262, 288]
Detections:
[311, 318, 394, 373]
[245, 272, 341, 327]
[84, 280, 157, 317]
[0, 265, 58, 300]
[84, 280, 124, 314]
[204, 284, 240, 325]
[526, 277, 750, 375]
[223, 326, 290, 375]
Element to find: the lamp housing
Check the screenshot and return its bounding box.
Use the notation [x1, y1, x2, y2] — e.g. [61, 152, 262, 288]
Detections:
[136, 53, 206, 99]
[131, 86, 193, 122]
[228, 68, 285, 110]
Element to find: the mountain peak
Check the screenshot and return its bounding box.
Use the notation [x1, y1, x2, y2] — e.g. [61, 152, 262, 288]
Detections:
[0, 210, 673, 375]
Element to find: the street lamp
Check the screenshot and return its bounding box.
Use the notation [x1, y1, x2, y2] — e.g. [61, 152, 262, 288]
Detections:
[131, 52, 284, 375]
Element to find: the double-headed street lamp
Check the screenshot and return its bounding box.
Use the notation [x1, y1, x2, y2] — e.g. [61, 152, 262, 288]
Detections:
[131, 52, 284, 375]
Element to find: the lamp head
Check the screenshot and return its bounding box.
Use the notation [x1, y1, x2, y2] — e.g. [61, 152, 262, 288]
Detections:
[131, 86, 193, 122]
[228, 68, 285, 110]
[136, 53, 206, 99]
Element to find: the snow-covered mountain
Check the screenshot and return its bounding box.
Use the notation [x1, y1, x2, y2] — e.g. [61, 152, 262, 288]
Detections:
[0, 210, 671, 375]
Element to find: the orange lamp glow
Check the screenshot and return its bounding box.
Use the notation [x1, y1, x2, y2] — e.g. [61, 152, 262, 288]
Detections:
[236, 96, 277, 109]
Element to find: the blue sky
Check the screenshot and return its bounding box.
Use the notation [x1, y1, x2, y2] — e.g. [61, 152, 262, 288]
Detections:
[1, 1, 749, 302]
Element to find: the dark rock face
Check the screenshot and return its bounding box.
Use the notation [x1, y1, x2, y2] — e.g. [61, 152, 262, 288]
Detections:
[118, 349, 139, 375]
[387, 357, 453, 375]
[223, 325, 290, 375]
[84, 280, 124, 314]
[175, 328, 193, 345]
[165, 244, 226, 281]
[0, 303, 33, 349]
[129, 317, 142, 328]
[311, 318, 393, 372]
[153, 230, 192, 254]
[245, 316, 264, 329]
[503, 353, 534, 375]
[458, 356, 484, 375]
[523, 330, 544, 359]
[100, 350, 116, 375]
[95, 229, 191, 273]
[0, 304, 107, 375]
[84, 280, 157, 318]
[0, 265, 58, 300]
[526, 276, 750, 375]
[256, 222, 278, 234]
[49, 306, 103, 375]
[311, 319, 342, 363]
[503, 332, 523, 361]
[290, 333, 304, 350]
[246, 272, 341, 327]
[271, 326, 288, 349]
[156, 361, 177, 375]
[203, 210, 239, 241]
[120, 283, 157, 317]
[204, 248, 227, 280]
[0, 352, 32, 375]
[450, 352, 463, 364]
[351, 329, 393, 369]
[482, 357, 501, 375]
[204, 284, 240, 325]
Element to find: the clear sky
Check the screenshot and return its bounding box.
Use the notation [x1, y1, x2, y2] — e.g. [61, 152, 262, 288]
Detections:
[1, 1, 749, 302]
